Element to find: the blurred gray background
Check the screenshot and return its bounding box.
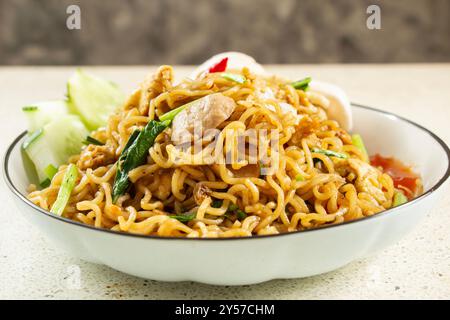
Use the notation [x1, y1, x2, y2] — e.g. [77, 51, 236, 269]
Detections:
[0, 0, 448, 65]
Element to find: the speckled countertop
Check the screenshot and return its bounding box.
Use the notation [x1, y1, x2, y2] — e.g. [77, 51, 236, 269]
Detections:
[0, 65, 449, 299]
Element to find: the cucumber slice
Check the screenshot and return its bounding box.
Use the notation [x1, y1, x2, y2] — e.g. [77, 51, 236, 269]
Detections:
[22, 100, 69, 133]
[22, 115, 88, 186]
[67, 69, 125, 130]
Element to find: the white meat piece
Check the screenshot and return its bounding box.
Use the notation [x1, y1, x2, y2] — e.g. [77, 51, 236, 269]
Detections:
[348, 158, 386, 203]
[171, 93, 236, 144]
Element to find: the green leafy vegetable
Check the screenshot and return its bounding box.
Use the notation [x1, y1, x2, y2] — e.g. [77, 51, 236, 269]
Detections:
[169, 212, 196, 222]
[291, 77, 312, 91]
[50, 164, 78, 216]
[110, 129, 140, 202]
[83, 136, 104, 146]
[351, 134, 369, 162]
[221, 73, 246, 84]
[113, 97, 196, 202]
[393, 191, 408, 207]
[112, 121, 170, 202]
[311, 148, 348, 159]
[113, 95, 209, 202]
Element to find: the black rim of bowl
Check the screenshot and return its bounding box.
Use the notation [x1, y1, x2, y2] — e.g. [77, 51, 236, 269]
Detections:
[3, 103, 450, 241]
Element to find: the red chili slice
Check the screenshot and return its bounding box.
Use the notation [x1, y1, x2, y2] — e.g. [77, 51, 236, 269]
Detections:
[208, 57, 228, 73]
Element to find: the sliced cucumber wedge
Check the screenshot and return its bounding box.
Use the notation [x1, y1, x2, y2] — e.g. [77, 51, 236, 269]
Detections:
[67, 69, 125, 130]
[22, 100, 69, 133]
[22, 115, 88, 186]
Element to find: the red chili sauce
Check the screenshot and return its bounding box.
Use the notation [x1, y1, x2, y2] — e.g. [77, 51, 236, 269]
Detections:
[370, 154, 421, 200]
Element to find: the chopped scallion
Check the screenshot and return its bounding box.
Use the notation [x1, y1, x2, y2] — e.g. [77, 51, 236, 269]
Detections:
[50, 164, 78, 216]
[221, 73, 246, 84]
[83, 135, 104, 146]
[311, 148, 348, 159]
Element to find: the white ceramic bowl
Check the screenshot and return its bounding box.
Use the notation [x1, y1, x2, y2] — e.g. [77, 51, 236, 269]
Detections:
[3, 104, 450, 285]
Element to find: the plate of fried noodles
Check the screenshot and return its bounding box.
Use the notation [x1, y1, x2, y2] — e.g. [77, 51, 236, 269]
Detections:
[4, 53, 450, 284]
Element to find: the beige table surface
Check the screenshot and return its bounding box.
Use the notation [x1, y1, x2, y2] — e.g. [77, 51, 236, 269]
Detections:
[0, 65, 449, 300]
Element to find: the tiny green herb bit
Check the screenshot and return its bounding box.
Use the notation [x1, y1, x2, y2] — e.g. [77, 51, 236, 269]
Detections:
[211, 200, 223, 208]
[291, 77, 312, 91]
[295, 174, 305, 181]
[393, 191, 408, 207]
[169, 212, 196, 223]
[221, 73, 246, 84]
[40, 179, 51, 188]
[22, 106, 38, 112]
[311, 148, 348, 159]
[112, 121, 170, 203]
[50, 164, 78, 216]
[228, 203, 239, 212]
[236, 209, 247, 220]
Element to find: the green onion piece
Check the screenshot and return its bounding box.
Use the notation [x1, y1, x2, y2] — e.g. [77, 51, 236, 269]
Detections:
[236, 209, 247, 220]
[311, 148, 348, 159]
[393, 191, 408, 207]
[291, 77, 312, 91]
[169, 212, 196, 223]
[295, 174, 305, 181]
[83, 135, 104, 146]
[221, 73, 246, 84]
[159, 100, 197, 123]
[351, 134, 369, 162]
[22, 106, 38, 112]
[211, 200, 223, 208]
[50, 164, 78, 216]
[44, 164, 58, 180]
